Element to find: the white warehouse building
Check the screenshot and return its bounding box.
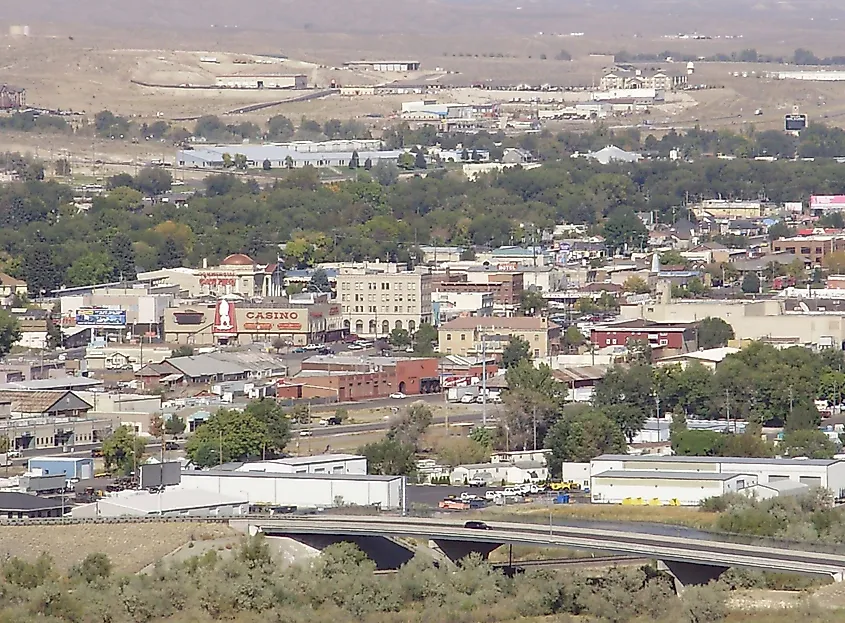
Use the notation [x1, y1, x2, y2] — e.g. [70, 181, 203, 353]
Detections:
[591, 470, 757, 506]
[589, 455, 845, 505]
[180, 470, 406, 510]
[177, 144, 407, 169]
[236, 454, 367, 475]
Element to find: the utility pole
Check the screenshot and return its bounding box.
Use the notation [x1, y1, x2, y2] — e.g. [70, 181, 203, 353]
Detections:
[789, 385, 794, 421]
[532, 405, 537, 451]
[725, 389, 731, 433]
[219, 428, 223, 466]
[481, 335, 487, 427]
[655, 392, 661, 441]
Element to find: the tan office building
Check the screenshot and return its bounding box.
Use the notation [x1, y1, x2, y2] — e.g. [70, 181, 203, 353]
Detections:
[438, 317, 560, 359]
[337, 266, 433, 337]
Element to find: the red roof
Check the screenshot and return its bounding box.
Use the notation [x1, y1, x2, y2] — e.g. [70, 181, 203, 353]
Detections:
[221, 253, 254, 266]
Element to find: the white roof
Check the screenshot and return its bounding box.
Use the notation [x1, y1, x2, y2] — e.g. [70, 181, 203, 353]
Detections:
[749, 480, 809, 493]
[102, 487, 248, 513]
[658, 347, 739, 364]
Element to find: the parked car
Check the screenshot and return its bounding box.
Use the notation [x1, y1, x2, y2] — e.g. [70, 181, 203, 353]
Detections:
[464, 520, 491, 530]
[299, 430, 313, 437]
[459, 394, 476, 403]
[389, 392, 407, 399]
[291, 347, 306, 354]
[468, 477, 487, 488]
[485, 490, 500, 501]
[347, 344, 363, 351]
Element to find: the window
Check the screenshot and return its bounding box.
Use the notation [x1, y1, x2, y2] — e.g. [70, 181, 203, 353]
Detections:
[800, 247, 811, 255]
[446, 333, 452, 340]
[460, 333, 466, 341]
[534, 349, 540, 357]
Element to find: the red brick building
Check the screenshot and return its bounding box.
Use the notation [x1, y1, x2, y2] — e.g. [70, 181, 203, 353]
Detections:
[283, 355, 440, 402]
[436, 271, 524, 307]
[590, 320, 698, 353]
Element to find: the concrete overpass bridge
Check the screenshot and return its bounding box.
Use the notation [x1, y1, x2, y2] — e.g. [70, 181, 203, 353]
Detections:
[246, 515, 845, 587]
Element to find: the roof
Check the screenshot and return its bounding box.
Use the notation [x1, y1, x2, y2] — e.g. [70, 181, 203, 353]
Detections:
[594, 470, 750, 482]
[244, 454, 364, 467]
[749, 480, 809, 493]
[0, 377, 104, 391]
[221, 253, 254, 266]
[595, 319, 695, 332]
[594, 454, 842, 467]
[0, 272, 25, 287]
[186, 470, 402, 482]
[553, 365, 610, 383]
[657, 347, 740, 364]
[0, 491, 65, 511]
[100, 488, 248, 513]
[28, 456, 92, 465]
[165, 355, 248, 378]
[440, 317, 558, 331]
[0, 390, 92, 414]
[455, 461, 545, 470]
[587, 145, 642, 165]
[180, 146, 407, 165]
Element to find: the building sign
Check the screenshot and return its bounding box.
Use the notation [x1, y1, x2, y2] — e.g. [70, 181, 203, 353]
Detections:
[173, 310, 206, 325]
[810, 195, 845, 213]
[784, 114, 808, 132]
[76, 307, 127, 327]
[241, 308, 303, 332]
[212, 299, 238, 335]
[199, 272, 238, 287]
[244, 311, 300, 321]
[784, 201, 804, 214]
[496, 262, 519, 271]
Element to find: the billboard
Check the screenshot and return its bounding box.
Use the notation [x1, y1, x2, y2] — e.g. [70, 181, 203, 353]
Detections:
[139, 461, 182, 488]
[242, 309, 303, 332]
[76, 307, 127, 327]
[785, 114, 808, 132]
[810, 195, 845, 213]
[212, 299, 238, 335]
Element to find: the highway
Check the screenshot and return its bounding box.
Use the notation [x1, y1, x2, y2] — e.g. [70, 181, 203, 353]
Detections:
[251, 515, 845, 581]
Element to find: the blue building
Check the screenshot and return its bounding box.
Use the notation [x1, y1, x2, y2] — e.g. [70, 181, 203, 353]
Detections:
[27, 457, 94, 481]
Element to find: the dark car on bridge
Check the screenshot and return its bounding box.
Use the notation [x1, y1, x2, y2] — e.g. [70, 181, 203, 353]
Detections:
[464, 520, 491, 530]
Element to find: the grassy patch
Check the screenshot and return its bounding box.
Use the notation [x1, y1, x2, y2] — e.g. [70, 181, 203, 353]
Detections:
[484, 502, 720, 530]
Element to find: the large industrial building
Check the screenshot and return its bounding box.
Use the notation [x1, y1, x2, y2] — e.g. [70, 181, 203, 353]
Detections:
[180, 470, 405, 510]
[214, 74, 307, 89]
[343, 60, 420, 72]
[588, 455, 845, 506]
[71, 488, 250, 518]
[177, 144, 407, 170]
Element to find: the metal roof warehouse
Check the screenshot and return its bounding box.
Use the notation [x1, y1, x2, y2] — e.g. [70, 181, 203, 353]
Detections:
[177, 145, 408, 169]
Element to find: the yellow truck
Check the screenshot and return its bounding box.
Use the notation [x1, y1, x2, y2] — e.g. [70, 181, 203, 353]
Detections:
[549, 480, 581, 492]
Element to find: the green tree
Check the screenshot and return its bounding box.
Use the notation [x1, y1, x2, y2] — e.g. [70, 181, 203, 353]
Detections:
[671, 429, 724, 456]
[233, 153, 249, 170]
[502, 335, 532, 368]
[519, 289, 547, 316]
[262, 158, 272, 171]
[308, 268, 330, 293]
[185, 399, 291, 466]
[164, 415, 186, 437]
[171, 345, 194, 357]
[157, 236, 184, 269]
[267, 115, 295, 141]
[65, 252, 114, 287]
[359, 438, 416, 476]
[603, 209, 647, 254]
[54, 158, 71, 177]
[349, 150, 360, 169]
[659, 250, 688, 267]
[780, 429, 837, 459]
[109, 232, 137, 281]
[622, 275, 651, 294]
[70, 553, 112, 584]
[387, 403, 432, 450]
[23, 240, 62, 296]
[413, 322, 437, 355]
[562, 325, 585, 353]
[389, 328, 411, 348]
[363, 157, 373, 170]
[397, 152, 415, 170]
[133, 166, 172, 196]
[593, 364, 654, 441]
[469, 426, 493, 447]
[102, 425, 146, 476]
[697, 317, 735, 349]
[741, 272, 761, 294]
[545, 407, 626, 470]
[437, 437, 489, 467]
[0, 311, 21, 358]
[414, 151, 427, 169]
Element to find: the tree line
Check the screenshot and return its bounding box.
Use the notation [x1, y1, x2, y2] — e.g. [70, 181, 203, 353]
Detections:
[0, 534, 732, 623]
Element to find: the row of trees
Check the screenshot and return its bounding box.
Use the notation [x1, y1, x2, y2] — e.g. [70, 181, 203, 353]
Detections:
[0, 537, 730, 623]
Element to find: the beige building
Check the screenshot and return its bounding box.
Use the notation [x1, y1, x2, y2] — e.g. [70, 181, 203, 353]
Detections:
[138, 254, 285, 298]
[0, 272, 26, 298]
[438, 317, 560, 359]
[337, 266, 432, 337]
[599, 69, 686, 91]
[164, 299, 344, 346]
[620, 297, 845, 349]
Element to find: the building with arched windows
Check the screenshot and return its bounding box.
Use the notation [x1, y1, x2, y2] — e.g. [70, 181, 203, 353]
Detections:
[336, 264, 433, 338]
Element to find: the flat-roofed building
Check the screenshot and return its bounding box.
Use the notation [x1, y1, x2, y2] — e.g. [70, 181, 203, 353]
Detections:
[438, 316, 560, 359]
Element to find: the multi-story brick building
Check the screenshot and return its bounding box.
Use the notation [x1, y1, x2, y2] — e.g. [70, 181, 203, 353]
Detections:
[336, 265, 432, 337]
[771, 235, 845, 265]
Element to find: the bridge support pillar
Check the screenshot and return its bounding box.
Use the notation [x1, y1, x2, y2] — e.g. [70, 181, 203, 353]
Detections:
[432, 539, 501, 564]
[268, 533, 416, 570]
[658, 560, 728, 592]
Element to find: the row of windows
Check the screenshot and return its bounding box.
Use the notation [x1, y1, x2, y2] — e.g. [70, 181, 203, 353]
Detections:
[444, 333, 542, 342]
[344, 306, 417, 314]
[340, 280, 422, 291]
[341, 293, 418, 303]
[349, 319, 418, 332]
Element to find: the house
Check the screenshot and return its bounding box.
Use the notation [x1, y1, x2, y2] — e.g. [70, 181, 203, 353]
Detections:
[655, 347, 740, 371]
[0, 85, 26, 110]
[501, 148, 533, 164]
[0, 272, 27, 298]
[582, 145, 641, 165]
[553, 365, 610, 401]
[450, 461, 549, 485]
[0, 390, 92, 418]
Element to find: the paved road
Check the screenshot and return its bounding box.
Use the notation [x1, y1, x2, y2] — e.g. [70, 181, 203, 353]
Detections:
[304, 408, 493, 438]
[251, 515, 845, 580]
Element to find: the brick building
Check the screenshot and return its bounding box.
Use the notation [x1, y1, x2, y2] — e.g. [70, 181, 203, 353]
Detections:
[590, 320, 698, 353]
[772, 235, 845, 265]
[435, 271, 524, 308]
